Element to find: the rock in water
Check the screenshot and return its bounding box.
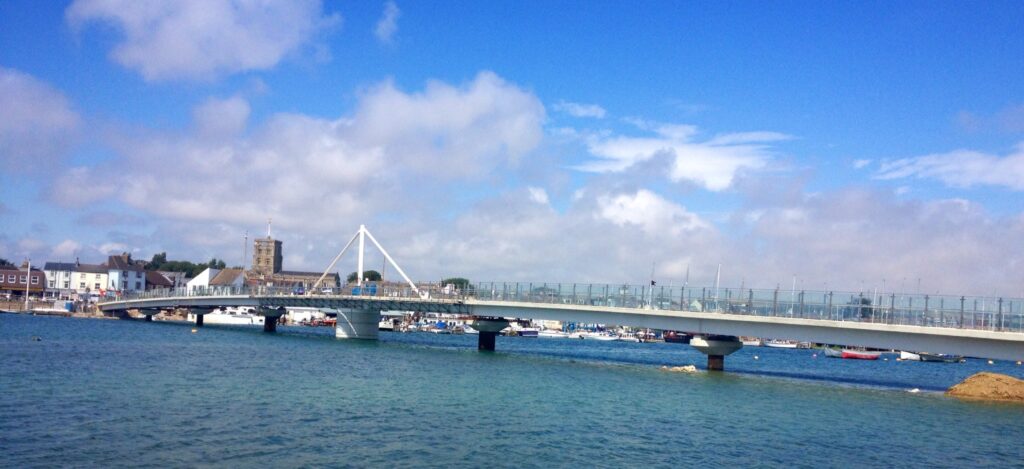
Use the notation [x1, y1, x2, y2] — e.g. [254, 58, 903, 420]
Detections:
[947, 372, 1024, 402]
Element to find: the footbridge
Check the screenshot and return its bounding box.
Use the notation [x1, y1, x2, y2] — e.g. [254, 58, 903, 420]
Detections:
[97, 225, 1024, 369]
[98, 281, 1024, 367]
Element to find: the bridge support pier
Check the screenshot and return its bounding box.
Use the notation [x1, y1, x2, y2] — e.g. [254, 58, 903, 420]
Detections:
[264, 315, 278, 332]
[689, 335, 743, 371]
[470, 318, 509, 351]
[335, 309, 380, 340]
[258, 307, 285, 333]
[144, 314, 152, 322]
[190, 307, 214, 327]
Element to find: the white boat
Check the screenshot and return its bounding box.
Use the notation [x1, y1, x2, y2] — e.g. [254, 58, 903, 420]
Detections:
[581, 332, 618, 341]
[615, 336, 641, 343]
[764, 340, 798, 349]
[741, 337, 763, 347]
[538, 329, 569, 338]
[187, 309, 265, 326]
[899, 351, 921, 361]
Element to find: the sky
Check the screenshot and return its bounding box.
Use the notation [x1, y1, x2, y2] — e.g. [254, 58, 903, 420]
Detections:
[1, 0, 1023, 297]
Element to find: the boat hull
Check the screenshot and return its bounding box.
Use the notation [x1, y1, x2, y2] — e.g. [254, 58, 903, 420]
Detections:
[841, 350, 881, 360]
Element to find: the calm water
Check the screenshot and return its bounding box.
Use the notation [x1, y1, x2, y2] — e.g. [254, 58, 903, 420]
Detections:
[2, 314, 1023, 468]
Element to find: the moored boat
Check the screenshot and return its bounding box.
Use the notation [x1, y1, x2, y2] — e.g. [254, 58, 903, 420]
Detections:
[841, 349, 881, 360]
[663, 331, 691, 344]
[741, 337, 763, 347]
[899, 351, 921, 361]
[764, 340, 798, 349]
[918, 352, 965, 363]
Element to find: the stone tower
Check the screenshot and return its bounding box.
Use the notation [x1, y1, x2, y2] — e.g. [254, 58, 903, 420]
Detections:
[252, 237, 282, 275]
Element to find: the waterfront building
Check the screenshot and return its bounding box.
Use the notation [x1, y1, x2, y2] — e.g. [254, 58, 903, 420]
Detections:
[0, 263, 46, 299]
[71, 263, 108, 297]
[106, 253, 146, 293]
[158, 271, 189, 288]
[145, 271, 174, 291]
[210, 268, 245, 288]
[43, 262, 76, 299]
[252, 237, 282, 276]
[248, 235, 339, 290]
[187, 268, 221, 292]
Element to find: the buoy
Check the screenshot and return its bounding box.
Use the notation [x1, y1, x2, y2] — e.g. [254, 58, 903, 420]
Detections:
[987, 360, 994, 365]
[1017, 361, 1021, 366]
[30, 336, 41, 342]
[812, 353, 817, 358]
[191, 328, 198, 333]
[883, 358, 888, 361]
[753, 355, 759, 360]
[908, 388, 920, 393]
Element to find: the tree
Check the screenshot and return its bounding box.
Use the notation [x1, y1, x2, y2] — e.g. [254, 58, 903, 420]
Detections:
[347, 270, 382, 283]
[442, 277, 471, 290]
[0, 258, 12, 267]
[145, 252, 168, 271]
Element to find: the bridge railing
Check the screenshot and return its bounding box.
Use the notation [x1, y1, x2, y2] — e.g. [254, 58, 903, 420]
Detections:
[470, 282, 1024, 334]
[100, 281, 1024, 334]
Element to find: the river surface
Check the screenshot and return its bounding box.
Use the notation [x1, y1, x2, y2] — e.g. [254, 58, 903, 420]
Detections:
[2, 314, 1023, 467]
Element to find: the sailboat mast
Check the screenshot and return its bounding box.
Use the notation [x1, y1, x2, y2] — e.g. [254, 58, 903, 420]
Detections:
[24, 258, 31, 311]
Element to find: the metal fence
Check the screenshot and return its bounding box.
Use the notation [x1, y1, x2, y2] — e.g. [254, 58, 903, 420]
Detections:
[102, 281, 1024, 333]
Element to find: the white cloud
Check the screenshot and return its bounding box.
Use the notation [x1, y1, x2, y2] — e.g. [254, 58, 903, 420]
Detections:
[52, 72, 545, 238]
[527, 187, 549, 205]
[853, 159, 872, 169]
[578, 123, 787, 191]
[374, 1, 400, 43]
[875, 143, 1024, 190]
[0, 68, 80, 172]
[51, 240, 83, 259]
[66, 0, 340, 81]
[596, 189, 710, 236]
[553, 100, 607, 119]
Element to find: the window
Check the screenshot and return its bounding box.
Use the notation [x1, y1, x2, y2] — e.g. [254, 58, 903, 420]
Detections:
[80, 282, 86, 289]
[63, 281, 70, 288]
[20, 275, 27, 284]
[94, 274, 100, 280]
[94, 283, 100, 289]
[48, 280, 55, 288]
[135, 281, 141, 290]
[31, 276, 38, 285]
[7, 274, 14, 282]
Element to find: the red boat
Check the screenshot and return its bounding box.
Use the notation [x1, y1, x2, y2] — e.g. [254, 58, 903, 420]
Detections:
[841, 349, 881, 360]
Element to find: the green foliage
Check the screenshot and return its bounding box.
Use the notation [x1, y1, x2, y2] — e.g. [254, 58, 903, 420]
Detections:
[347, 270, 382, 283]
[0, 258, 12, 267]
[145, 252, 228, 277]
[442, 277, 471, 290]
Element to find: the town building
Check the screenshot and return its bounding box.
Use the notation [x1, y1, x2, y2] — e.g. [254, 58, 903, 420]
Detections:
[43, 262, 76, 299]
[72, 263, 108, 297]
[248, 236, 339, 290]
[0, 263, 46, 299]
[252, 237, 282, 276]
[145, 271, 174, 291]
[106, 253, 146, 293]
[158, 271, 189, 288]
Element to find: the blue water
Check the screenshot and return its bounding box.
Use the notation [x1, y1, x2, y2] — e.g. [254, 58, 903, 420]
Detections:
[2, 314, 1023, 467]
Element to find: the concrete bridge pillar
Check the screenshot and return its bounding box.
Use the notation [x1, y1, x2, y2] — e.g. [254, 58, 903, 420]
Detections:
[335, 309, 380, 339]
[689, 335, 743, 371]
[470, 318, 510, 351]
[191, 307, 214, 327]
[144, 314, 153, 322]
[259, 307, 286, 333]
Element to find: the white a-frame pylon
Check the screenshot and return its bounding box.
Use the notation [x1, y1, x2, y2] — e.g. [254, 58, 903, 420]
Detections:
[312, 225, 419, 293]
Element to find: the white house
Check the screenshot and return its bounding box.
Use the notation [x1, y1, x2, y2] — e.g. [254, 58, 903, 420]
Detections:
[72, 263, 109, 297]
[106, 253, 146, 293]
[43, 262, 76, 299]
[186, 268, 220, 293]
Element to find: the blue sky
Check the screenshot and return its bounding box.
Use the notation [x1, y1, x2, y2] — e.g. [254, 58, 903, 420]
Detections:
[1, 1, 1023, 296]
